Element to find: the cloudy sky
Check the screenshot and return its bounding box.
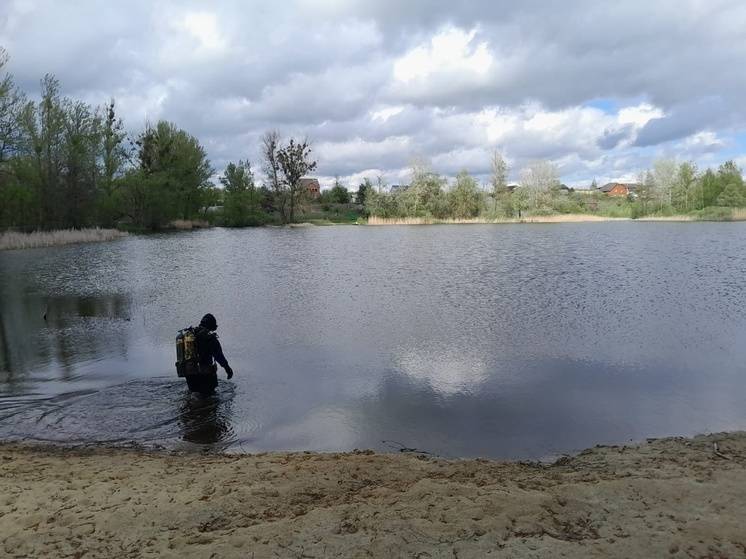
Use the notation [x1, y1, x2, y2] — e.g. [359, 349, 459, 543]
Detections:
[2, 0, 745, 188]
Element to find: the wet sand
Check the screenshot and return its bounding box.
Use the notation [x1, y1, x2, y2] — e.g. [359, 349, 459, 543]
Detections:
[2, 432, 745, 558]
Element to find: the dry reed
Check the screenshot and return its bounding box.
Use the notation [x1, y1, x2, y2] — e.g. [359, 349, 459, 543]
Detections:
[0, 228, 127, 251]
[636, 215, 696, 222]
[167, 219, 210, 230]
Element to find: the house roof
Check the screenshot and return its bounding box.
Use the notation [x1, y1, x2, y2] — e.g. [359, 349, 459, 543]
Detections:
[598, 182, 640, 192]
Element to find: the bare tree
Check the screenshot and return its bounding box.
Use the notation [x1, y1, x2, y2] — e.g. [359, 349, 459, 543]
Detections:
[276, 137, 317, 223]
[520, 160, 560, 209]
[653, 158, 678, 207]
[261, 130, 285, 221]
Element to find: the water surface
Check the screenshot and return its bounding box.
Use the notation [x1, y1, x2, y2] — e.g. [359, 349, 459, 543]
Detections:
[1, 224, 745, 459]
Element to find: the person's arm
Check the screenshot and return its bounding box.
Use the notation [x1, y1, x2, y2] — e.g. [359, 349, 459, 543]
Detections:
[211, 336, 233, 379]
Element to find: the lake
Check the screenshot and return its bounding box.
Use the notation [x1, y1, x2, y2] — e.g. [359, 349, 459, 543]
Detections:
[1, 223, 746, 459]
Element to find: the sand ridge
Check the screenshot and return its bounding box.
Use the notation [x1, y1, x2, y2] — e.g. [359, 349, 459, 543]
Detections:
[2, 432, 745, 558]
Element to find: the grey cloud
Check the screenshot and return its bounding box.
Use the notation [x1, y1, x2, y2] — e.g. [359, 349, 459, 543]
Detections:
[598, 125, 634, 150]
[634, 98, 728, 147]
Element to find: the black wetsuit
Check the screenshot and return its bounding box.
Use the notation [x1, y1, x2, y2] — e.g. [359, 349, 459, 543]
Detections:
[185, 327, 229, 395]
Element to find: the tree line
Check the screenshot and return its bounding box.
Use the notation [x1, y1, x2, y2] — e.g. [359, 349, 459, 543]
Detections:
[0, 49, 317, 231]
[358, 153, 746, 221]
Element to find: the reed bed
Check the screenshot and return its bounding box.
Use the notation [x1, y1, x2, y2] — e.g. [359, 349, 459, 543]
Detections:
[0, 228, 127, 250]
[731, 208, 746, 221]
[167, 219, 210, 230]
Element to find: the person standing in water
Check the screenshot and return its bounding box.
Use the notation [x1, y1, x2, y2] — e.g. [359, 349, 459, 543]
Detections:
[185, 313, 234, 395]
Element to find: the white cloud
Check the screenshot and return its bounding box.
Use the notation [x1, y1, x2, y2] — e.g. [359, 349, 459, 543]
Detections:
[393, 26, 492, 83]
[679, 131, 725, 153]
[180, 12, 226, 53]
[396, 346, 489, 396]
[617, 103, 664, 127]
[370, 105, 405, 122]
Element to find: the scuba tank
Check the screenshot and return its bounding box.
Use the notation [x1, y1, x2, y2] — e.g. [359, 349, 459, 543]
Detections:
[175, 327, 199, 377]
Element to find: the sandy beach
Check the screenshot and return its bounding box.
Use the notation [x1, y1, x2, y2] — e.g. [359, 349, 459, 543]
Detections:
[1, 432, 745, 558]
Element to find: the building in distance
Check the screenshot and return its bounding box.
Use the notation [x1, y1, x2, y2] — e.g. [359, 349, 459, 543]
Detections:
[299, 178, 321, 199]
[598, 182, 640, 197]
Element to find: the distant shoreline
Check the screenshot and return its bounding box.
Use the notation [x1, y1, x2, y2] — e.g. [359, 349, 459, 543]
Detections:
[1, 431, 744, 557]
[3, 214, 745, 250]
[363, 213, 746, 225]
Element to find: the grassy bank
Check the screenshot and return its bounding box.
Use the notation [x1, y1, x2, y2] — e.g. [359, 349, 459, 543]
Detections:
[1, 431, 744, 557]
[0, 228, 128, 251]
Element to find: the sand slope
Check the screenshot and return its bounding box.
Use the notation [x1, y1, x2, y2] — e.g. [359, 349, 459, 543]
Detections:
[2, 432, 745, 558]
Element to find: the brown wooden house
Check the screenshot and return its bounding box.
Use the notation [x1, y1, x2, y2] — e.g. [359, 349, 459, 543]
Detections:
[598, 182, 639, 197]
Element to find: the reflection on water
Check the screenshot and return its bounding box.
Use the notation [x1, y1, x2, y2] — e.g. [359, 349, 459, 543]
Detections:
[0, 377, 238, 450]
[179, 385, 236, 448]
[2, 224, 746, 458]
[0, 292, 131, 384]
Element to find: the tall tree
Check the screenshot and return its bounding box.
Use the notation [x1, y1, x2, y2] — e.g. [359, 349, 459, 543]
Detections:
[276, 137, 317, 223]
[16, 74, 67, 228]
[489, 149, 509, 210]
[261, 130, 285, 221]
[672, 161, 697, 212]
[61, 98, 101, 227]
[652, 158, 678, 208]
[100, 100, 127, 190]
[96, 99, 128, 225]
[220, 160, 263, 225]
[0, 48, 30, 228]
[355, 177, 373, 206]
[700, 168, 721, 208]
[0, 48, 24, 166]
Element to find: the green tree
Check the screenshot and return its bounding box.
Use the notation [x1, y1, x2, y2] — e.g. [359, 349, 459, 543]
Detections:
[61, 98, 101, 227]
[716, 182, 746, 207]
[672, 161, 697, 212]
[0, 48, 24, 167]
[449, 170, 482, 218]
[127, 120, 213, 228]
[15, 74, 67, 228]
[97, 99, 128, 226]
[220, 160, 265, 226]
[511, 187, 530, 218]
[0, 49, 30, 229]
[700, 168, 721, 208]
[397, 162, 447, 217]
[355, 177, 372, 206]
[329, 176, 351, 204]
